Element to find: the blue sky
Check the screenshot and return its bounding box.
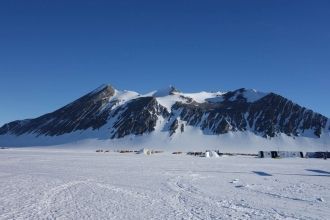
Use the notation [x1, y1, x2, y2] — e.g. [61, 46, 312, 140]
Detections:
[0, 0, 329, 126]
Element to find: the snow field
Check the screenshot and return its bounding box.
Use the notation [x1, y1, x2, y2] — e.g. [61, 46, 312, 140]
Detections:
[0, 149, 329, 220]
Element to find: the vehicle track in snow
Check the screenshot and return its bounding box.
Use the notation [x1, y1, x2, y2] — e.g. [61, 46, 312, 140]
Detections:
[164, 174, 304, 220]
[26, 179, 178, 220]
[31, 180, 88, 219]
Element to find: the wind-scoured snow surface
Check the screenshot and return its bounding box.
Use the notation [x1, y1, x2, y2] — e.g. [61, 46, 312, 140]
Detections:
[0, 148, 329, 220]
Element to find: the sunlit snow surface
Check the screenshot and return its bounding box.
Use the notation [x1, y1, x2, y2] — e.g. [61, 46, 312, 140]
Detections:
[0, 148, 329, 220]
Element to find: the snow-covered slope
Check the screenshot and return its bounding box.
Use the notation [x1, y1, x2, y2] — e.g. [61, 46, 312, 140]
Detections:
[0, 84, 329, 151]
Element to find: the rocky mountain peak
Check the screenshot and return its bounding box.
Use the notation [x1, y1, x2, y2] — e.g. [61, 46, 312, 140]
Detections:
[153, 85, 179, 97]
[0, 84, 328, 147]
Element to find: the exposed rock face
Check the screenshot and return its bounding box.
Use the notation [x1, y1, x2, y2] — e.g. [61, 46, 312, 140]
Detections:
[0, 85, 116, 136]
[170, 92, 328, 138]
[169, 119, 179, 136]
[0, 85, 328, 142]
[111, 97, 169, 138]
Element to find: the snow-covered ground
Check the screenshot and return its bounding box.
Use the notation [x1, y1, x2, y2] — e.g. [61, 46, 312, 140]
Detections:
[0, 148, 329, 220]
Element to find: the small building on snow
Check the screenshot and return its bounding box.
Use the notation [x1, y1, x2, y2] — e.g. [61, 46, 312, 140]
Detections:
[305, 152, 330, 159]
[258, 151, 303, 158]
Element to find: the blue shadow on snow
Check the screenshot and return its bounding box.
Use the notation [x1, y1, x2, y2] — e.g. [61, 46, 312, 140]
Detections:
[252, 171, 272, 176]
[306, 169, 330, 175]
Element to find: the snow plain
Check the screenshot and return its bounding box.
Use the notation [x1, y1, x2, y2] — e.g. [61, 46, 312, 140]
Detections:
[0, 148, 329, 220]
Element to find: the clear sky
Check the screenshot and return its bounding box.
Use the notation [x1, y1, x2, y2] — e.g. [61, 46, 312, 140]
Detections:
[0, 0, 329, 126]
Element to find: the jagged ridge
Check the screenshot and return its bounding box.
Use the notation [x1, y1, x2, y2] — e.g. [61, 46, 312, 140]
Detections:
[0, 85, 328, 142]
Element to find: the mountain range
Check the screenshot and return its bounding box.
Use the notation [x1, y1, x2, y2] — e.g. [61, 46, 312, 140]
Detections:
[0, 84, 329, 151]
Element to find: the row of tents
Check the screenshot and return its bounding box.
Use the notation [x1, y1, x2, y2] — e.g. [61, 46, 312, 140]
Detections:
[97, 147, 329, 159]
[187, 150, 221, 158]
[258, 151, 330, 159]
[136, 148, 164, 155]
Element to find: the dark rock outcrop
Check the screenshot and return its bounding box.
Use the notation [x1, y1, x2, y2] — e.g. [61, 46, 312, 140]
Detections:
[170, 93, 328, 138]
[111, 97, 169, 138]
[0, 85, 116, 136]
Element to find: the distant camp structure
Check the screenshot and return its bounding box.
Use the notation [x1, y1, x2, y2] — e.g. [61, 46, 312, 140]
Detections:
[205, 151, 220, 158]
[305, 152, 330, 159]
[258, 151, 304, 158]
[137, 148, 154, 155]
[187, 150, 221, 158]
[172, 151, 183, 155]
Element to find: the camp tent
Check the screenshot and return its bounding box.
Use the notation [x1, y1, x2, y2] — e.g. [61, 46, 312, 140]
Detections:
[205, 151, 220, 158]
[137, 148, 153, 155]
[209, 151, 220, 158]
